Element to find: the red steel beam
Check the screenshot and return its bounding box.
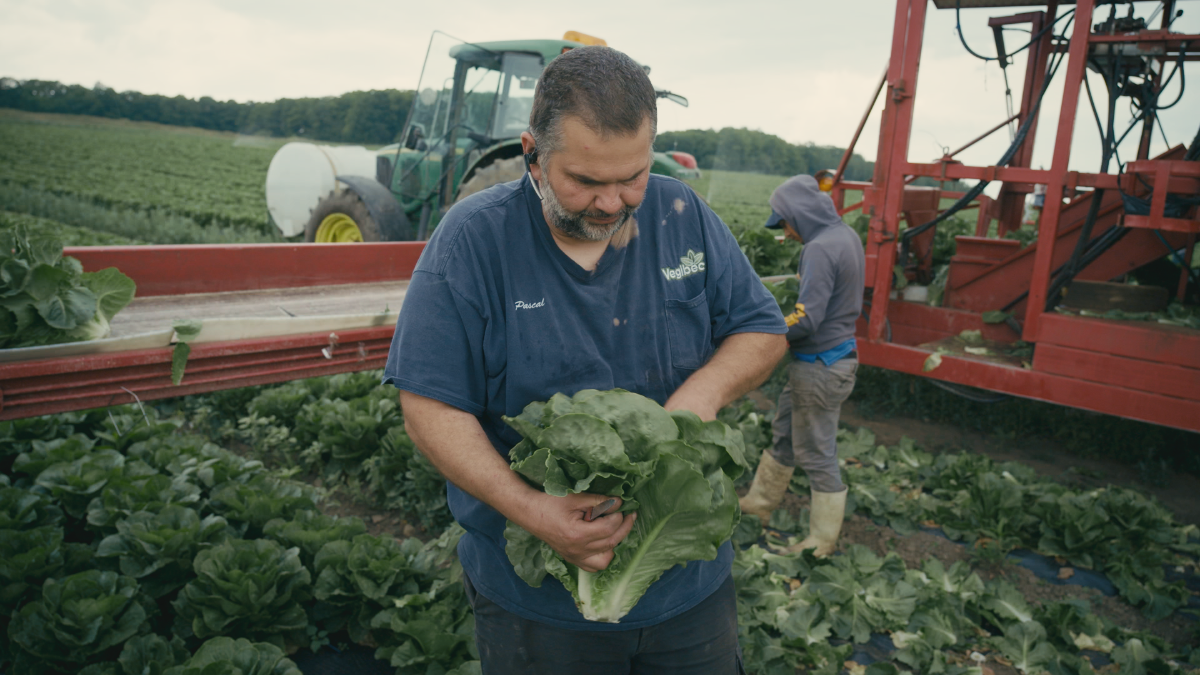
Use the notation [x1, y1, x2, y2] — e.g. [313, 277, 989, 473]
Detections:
[904, 162, 1200, 193]
[1023, 0, 1094, 341]
[866, 0, 928, 339]
[66, 242, 426, 297]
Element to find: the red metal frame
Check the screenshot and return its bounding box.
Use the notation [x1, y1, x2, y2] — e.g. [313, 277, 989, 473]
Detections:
[0, 243, 424, 421]
[839, 0, 1200, 434]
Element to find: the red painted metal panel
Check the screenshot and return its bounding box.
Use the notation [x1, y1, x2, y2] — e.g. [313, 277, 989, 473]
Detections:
[0, 326, 396, 420]
[1033, 343, 1200, 401]
[883, 301, 1020, 343]
[1038, 313, 1200, 370]
[857, 340, 1200, 433]
[66, 243, 426, 297]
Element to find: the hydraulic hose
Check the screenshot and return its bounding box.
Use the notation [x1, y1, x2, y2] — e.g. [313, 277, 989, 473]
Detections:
[900, 20, 1072, 256]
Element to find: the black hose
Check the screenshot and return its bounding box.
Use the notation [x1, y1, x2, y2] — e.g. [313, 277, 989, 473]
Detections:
[1045, 53, 1122, 310]
[1000, 225, 1129, 313]
[901, 20, 1072, 251]
[930, 379, 1010, 404]
[955, 1, 1075, 62]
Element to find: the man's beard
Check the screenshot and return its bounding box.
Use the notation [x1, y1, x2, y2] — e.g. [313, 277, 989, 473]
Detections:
[539, 173, 635, 242]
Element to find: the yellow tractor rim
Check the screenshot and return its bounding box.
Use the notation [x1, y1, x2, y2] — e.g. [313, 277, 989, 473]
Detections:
[315, 213, 364, 242]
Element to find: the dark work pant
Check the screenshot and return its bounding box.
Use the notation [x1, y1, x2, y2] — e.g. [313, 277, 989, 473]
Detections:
[463, 572, 746, 675]
[769, 357, 858, 492]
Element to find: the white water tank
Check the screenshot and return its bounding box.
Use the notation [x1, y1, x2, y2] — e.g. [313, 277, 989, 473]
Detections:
[265, 143, 379, 237]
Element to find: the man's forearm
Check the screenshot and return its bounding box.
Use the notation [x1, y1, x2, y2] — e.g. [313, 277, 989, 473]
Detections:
[399, 390, 538, 525]
[664, 331, 787, 420]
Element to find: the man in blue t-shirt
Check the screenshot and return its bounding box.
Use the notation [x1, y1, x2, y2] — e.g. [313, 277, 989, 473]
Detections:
[384, 46, 786, 674]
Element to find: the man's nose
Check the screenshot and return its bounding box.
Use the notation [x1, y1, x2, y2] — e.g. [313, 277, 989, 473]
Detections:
[593, 185, 623, 214]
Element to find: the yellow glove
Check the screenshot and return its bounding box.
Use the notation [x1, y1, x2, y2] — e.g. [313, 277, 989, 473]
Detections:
[784, 302, 806, 327]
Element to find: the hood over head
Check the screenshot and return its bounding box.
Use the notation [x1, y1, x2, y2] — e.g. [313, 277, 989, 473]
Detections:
[766, 174, 843, 242]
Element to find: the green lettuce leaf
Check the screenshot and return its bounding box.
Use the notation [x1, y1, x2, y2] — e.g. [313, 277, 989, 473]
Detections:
[162, 637, 301, 675]
[501, 389, 742, 623]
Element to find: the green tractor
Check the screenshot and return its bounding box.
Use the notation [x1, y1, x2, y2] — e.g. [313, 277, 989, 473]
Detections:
[264, 31, 700, 243]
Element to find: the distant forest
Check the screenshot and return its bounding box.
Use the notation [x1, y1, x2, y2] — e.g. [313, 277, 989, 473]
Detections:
[0, 78, 880, 180]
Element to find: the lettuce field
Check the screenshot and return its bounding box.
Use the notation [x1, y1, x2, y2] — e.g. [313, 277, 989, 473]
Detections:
[1, 110, 1198, 674]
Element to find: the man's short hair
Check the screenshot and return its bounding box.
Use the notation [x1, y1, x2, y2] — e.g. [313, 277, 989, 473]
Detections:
[529, 46, 657, 159]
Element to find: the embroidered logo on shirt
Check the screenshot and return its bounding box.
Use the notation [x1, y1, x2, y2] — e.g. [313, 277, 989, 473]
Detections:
[660, 250, 706, 281]
[514, 298, 546, 310]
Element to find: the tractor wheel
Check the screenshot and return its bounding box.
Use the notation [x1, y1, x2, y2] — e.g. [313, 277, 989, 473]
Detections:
[455, 156, 527, 202]
[304, 190, 384, 242]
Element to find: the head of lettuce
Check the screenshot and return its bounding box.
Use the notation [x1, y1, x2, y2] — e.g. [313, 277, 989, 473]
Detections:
[501, 389, 749, 623]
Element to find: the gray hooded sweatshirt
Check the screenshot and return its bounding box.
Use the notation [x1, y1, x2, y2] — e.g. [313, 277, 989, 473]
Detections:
[769, 175, 865, 354]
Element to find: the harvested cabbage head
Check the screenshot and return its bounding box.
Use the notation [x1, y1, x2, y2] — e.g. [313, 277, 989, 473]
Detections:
[502, 389, 747, 622]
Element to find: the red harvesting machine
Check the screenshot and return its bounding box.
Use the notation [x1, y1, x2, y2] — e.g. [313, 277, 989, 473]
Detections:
[825, 0, 1200, 433]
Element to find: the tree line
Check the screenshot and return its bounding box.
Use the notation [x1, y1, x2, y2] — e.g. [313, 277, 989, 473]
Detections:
[0, 78, 882, 179]
[0, 78, 414, 145]
[655, 128, 874, 181]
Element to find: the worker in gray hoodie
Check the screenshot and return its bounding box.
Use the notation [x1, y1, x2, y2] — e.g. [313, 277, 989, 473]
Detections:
[739, 174, 865, 557]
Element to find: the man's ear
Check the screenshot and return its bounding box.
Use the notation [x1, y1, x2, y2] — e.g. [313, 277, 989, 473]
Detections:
[520, 131, 542, 183]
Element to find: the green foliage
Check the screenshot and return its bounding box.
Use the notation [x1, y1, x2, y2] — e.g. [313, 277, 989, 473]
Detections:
[0, 184, 279, 246]
[0, 525, 66, 616]
[0, 110, 279, 231]
[224, 372, 452, 531]
[812, 426, 1199, 620]
[502, 389, 746, 623]
[172, 539, 312, 650]
[204, 475, 320, 537]
[163, 637, 301, 675]
[311, 534, 417, 642]
[86, 471, 203, 531]
[117, 634, 190, 675]
[96, 505, 232, 598]
[365, 425, 453, 532]
[0, 226, 135, 348]
[658, 128, 873, 180]
[34, 448, 126, 519]
[7, 570, 149, 673]
[262, 510, 367, 570]
[370, 527, 478, 674]
[0, 210, 141, 246]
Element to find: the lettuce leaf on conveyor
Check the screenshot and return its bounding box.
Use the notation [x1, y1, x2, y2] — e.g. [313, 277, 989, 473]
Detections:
[502, 389, 747, 623]
[0, 226, 135, 349]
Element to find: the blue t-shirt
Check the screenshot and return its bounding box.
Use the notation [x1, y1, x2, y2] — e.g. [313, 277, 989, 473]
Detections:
[383, 174, 786, 631]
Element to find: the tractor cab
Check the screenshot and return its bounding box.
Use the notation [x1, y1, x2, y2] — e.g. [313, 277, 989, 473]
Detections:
[378, 30, 700, 238]
[274, 30, 699, 243]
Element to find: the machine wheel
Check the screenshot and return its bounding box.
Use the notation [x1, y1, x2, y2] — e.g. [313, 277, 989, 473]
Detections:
[455, 156, 527, 202]
[304, 190, 384, 242]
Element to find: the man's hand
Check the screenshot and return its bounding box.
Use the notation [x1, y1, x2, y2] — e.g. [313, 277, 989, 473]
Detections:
[518, 493, 637, 573]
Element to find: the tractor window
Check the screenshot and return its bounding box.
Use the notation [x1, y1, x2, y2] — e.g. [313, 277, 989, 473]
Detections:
[405, 32, 502, 148]
[459, 66, 502, 137]
[492, 53, 543, 140]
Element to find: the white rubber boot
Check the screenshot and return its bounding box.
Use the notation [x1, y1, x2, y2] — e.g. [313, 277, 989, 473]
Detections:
[738, 452, 795, 525]
[789, 487, 848, 558]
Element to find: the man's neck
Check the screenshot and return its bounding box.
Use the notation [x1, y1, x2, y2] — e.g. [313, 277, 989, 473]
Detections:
[543, 204, 612, 272]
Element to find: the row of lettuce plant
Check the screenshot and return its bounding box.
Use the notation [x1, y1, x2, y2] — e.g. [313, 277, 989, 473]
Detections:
[0, 404, 479, 675]
[7, 374, 1196, 674]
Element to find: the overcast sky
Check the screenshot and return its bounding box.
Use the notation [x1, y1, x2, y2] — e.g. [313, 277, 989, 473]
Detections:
[2, 0, 1198, 177]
